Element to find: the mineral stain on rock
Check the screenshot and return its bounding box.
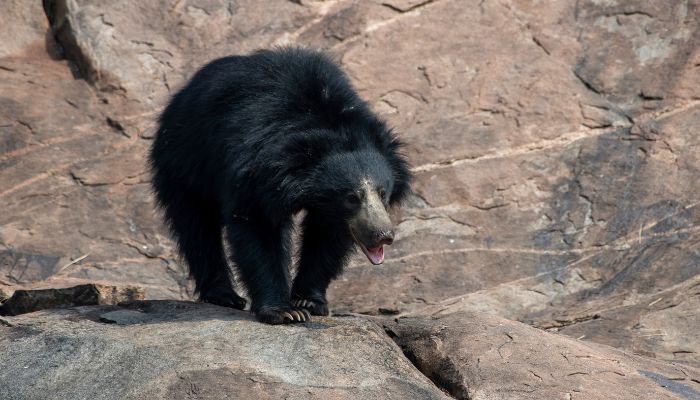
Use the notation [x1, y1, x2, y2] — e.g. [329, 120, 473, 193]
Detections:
[639, 370, 700, 400]
[0, 250, 61, 283]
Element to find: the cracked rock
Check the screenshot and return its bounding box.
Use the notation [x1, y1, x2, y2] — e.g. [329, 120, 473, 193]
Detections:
[387, 310, 700, 400]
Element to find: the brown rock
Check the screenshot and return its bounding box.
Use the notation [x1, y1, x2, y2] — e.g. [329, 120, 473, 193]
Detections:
[0, 284, 144, 315]
[43, 0, 319, 108]
[0, 0, 49, 58]
[325, 0, 700, 367]
[573, 1, 699, 109]
[387, 310, 700, 400]
[0, 4, 187, 299]
[525, 275, 700, 368]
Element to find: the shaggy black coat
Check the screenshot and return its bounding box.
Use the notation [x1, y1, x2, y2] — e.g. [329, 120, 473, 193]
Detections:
[150, 47, 411, 324]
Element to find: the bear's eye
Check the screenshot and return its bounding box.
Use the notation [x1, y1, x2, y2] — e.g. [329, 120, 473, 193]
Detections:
[345, 193, 360, 209]
[378, 188, 387, 201]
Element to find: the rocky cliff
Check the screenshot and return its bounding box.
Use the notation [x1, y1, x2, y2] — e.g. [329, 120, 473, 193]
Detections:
[1, 0, 699, 398]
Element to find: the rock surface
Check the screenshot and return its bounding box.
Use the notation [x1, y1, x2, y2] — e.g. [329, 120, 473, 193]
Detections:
[0, 1, 188, 300]
[0, 301, 450, 400]
[325, 1, 700, 359]
[525, 274, 700, 368]
[0, 0, 698, 374]
[387, 309, 700, 400]
[2, 301, 699, 400]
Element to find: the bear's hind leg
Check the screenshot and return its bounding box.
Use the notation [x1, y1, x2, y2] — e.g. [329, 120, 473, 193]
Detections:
[226, 218, 310, 324]
[165, 194, 246, 310]
[292, 212, 355, 316]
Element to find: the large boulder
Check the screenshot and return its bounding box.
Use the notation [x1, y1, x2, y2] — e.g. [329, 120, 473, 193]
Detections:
[0, 301, 449, 400]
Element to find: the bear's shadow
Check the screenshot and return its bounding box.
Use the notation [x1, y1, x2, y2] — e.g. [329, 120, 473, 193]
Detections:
[91, 300, 332, 329]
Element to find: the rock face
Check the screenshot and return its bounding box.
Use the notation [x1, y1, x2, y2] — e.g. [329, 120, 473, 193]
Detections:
[0, 0, 698, 376]
[387, 309, 700, 400]
[2, 301, 699, 400]
[0, 301, 450, 400]
[324, 2, 700, 370]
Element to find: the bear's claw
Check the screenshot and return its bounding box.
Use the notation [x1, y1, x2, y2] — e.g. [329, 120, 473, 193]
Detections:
[292, 297, 329, 316]
[255, 306, 311, 324]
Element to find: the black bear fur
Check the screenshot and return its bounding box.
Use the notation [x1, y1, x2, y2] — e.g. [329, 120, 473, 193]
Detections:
[149, 47, 411, 324]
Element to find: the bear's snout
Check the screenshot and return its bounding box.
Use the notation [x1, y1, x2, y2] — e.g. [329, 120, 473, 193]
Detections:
[375, 230, 394, 247]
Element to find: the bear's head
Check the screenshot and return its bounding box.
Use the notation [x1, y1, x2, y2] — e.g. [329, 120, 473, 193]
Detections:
[307, 148, 409, 265]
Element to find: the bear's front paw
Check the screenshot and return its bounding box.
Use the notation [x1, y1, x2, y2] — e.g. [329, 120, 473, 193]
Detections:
[255, 306, 311, 325]
[292, 296, 329, 316]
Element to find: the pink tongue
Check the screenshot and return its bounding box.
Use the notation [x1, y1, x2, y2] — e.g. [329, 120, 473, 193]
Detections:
[367, 246, 384, 265]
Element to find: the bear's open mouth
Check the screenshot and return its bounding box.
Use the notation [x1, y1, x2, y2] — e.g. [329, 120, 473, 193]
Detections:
[350, 229, 386, 265]
[359, 243, 384, 265]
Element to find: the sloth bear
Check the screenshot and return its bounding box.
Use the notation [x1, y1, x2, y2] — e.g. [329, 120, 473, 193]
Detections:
[150, 47, 411, 324]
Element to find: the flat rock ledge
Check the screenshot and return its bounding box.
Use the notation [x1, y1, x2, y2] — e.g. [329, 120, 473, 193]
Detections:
[2, 301, 699, 400]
